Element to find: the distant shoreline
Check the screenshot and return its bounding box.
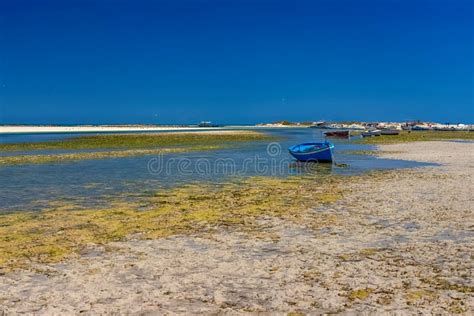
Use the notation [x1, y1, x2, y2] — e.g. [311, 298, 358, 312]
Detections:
[0, 124, 307, 134]
[0, 125, 223, 134]
[2, 121, 473, 135]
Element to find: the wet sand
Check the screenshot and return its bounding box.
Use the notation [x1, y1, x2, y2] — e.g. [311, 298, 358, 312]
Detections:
[1, 141, 473, 314]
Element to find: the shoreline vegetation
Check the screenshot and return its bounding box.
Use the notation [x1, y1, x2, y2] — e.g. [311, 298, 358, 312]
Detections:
[0, 131, 274, 151]
[0, 131, 275, 165]
[354, 130, 474, 144]
[0, 174, 343, 271]
[0, 146, 223, 165]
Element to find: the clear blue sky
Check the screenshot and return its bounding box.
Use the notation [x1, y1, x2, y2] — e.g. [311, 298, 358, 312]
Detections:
[1, 0, 472, 124]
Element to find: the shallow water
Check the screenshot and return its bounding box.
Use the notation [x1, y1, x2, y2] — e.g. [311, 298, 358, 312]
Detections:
[0, 128, 430, 212]
[0, 128, 228, 144]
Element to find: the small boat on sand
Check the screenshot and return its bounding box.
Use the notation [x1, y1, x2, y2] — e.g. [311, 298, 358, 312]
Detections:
[361, 130, 381, 137]
[433, 127, 456, 131]
[324, 130, 350, 138]
[288, 142, 334, 162]
[380, 129, 400, 135]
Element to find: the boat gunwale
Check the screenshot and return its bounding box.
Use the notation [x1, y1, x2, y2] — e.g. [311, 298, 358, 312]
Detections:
[288, 142, 334, 155]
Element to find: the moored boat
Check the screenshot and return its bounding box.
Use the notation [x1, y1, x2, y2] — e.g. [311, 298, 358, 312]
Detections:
[412, 125, 431, 131]
[380, 129, 400, 135]
[361, 129, 381, 137]
[433, 127, 456, 131]
[288, 142, 334, 162]
[309, 121, 326, 128]
[324, 130, 350, 137]
[401, 125, 411, 130]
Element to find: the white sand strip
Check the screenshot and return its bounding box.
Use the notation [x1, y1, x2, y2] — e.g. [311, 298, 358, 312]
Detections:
[0, 125, 225, 134]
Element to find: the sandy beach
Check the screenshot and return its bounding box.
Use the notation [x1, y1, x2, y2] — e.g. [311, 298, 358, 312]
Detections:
[0, 125, 224, 134]
[1, 141, 473, 314]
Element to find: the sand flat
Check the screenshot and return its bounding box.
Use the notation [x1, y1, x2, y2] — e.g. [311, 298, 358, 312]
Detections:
[0, 125, 222, 134]
[1, 141, 473, 314]
[0, 125, 294, 134]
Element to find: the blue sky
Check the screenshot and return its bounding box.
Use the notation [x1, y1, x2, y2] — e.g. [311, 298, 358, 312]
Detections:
[1, 0, 473, 124]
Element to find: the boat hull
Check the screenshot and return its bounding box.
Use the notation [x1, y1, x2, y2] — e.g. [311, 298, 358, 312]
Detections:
[412, 126, 431, 131]
[380, 129, 400, 135]
[288, 142, 334, 162]
[361, 130, 381, 137]
[433, 127, 456, 131]
[324, 130, 349, 137]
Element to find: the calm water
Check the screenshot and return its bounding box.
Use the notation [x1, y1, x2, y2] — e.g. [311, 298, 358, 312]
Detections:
[0, 128, 430, 212]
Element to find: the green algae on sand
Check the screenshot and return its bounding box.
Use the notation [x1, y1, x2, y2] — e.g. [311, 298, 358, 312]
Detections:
[355, 130, 474, 145]
[347, 288, 374, 301]
[0, 174, 344, 271]
[0, 131, 276, 165]
[0, 131, 276, 151]
[0, 145, 221, 165]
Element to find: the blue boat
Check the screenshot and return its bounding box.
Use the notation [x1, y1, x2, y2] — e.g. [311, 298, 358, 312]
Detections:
[288, 142, 334, 162]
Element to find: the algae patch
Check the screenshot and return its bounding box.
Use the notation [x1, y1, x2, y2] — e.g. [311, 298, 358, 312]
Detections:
[0, 146, 222, 165]
[348, 288, 373, 301]
[355, 130, 474, 145]
[0, 174, 345, 270]
[0, 131, 276, 151]
[0, 131, 277, 165]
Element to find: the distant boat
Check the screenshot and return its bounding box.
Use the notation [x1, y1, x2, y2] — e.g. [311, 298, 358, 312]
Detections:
[309, 121, 326, 128]
[412, 125, 431, 131]
[361, 129, 381, 137]
[288, 142, 334, 162]
[198, 121, 220, 127]
[380, 129, 400, 135]
[433, 127, 456, 131]
[310, 125, 331, 129]
[324, 130, 350, 138]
